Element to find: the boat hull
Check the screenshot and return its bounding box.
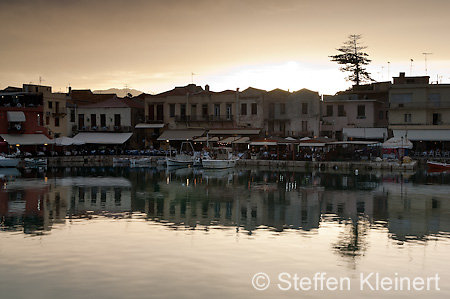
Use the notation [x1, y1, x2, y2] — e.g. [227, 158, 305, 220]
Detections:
[166, 157, 193, 167]
[0, 157, 20, 167]
[202, 159, 236, 169]
[427, 161, 450, 171]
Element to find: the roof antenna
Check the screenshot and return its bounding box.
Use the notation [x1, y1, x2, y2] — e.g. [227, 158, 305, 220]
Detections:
[423, 52, 433, 75]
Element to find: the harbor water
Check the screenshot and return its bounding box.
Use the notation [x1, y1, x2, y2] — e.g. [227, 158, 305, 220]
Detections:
[1, 166, 450, 298]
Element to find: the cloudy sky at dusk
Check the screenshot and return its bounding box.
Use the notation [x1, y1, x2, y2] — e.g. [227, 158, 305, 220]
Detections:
[1, 0, 450, 95]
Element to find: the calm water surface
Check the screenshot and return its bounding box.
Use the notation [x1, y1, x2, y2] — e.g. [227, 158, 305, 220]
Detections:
[1, 166, 450, 299]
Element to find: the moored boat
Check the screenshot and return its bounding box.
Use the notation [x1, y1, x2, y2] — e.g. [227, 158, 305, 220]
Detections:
[201, 147, 238, 169]
[0, 156, 20, 168]
[166, 142, 199, 167]
[427, 160, 450, 171]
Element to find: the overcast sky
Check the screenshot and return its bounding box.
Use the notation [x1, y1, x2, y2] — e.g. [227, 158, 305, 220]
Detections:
[1, 0, 450, 95]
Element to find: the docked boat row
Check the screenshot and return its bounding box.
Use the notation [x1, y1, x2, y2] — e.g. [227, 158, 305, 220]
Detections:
[427, 160, 450, 172]
[0, 156, 48, 168]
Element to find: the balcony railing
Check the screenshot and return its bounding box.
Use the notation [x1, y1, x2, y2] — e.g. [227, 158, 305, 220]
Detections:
[390, 102, 450, 109]
[78, 125, 131, 132]
[175, 115, 234, 122]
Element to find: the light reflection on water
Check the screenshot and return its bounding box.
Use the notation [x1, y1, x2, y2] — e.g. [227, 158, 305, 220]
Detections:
[0, 166, 450, 298]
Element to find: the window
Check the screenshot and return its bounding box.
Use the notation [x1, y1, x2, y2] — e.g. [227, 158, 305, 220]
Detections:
[280, 121, 285, 133]
[70, 109, 75, 122]
[269, 103, 275, 118]
[202, 104, 208, 116]
[78, 114, 84, 128]
[433, 113, 442, 125]
[191, 104, 197, 119]
[391, 93, 412, 104]
[180, 104, 186, 117]
[302, 103, 308, 115]
[156, 104, 163, 120]
[169, 104, 175, 117]
[251, 103, 257, 115]
[302, 120, 308, 132]
[100, 114, 106, 127]
[55, 117, 60, 127]
[326, 105, 333, 117]
[404, 113, 411, 123]
[55, 101, 59, 113]
[386, 111, 389, 119]
[148, 104, 155, 120]
[241, 103, 247, 115]
[429, 94, 441, 107]
[357, 105, 365, 118]
[338, 105, 345, 117]
[91, 114, 96, 127]
[226, 104, 232, 120]
[114, 114, 121, 126]
[379, 111, 384, 119]
[48, 101, 53, 109]
[214, 104, 220, 117]
[268, 121, 274, 132]
[280, 103, 286, 115]
[46, 116, 50, 125]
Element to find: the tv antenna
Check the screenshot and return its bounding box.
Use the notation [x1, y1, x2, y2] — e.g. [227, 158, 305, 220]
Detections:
[423, 52, 433, 75]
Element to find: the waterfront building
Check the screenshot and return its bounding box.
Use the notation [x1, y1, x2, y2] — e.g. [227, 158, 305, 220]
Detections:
[388, 72, 450, 152]
[0, 84, 52, 153]
[74, 96, 145, 149]
[321, 82, 390, 141]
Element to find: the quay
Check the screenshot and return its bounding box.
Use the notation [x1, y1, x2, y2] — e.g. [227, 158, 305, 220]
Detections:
[45, 155, 418, 171]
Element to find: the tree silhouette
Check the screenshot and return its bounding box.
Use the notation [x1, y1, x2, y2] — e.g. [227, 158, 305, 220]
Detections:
[330, 34, 373, 86]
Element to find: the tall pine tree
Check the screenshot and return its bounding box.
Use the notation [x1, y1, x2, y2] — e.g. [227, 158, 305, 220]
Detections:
[330, 34, 373, 86]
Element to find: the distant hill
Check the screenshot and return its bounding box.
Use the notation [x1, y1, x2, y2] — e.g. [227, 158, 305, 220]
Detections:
[93, 88, 144, 98]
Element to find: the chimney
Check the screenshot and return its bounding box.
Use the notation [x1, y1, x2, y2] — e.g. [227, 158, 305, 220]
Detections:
[399, 72, 405, 78]
[205, 84, 210, 92]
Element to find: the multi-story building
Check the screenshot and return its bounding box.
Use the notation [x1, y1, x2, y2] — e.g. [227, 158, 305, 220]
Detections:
[389, 72, 450, 151]
[0, 84, 52, 153]
[289, 88, 321, 138]
[321, 82, 390, 141]
[74, 96, 145, 149]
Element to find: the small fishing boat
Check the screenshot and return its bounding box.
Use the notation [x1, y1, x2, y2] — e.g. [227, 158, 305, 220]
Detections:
[166, 142, 200, 167]
[427, 160, 450, 171]
[201, 147, 238, 169]
[0, 156, 20, 167]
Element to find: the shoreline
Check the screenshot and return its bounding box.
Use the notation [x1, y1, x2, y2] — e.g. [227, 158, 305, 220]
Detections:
[42, 155, 418, 171]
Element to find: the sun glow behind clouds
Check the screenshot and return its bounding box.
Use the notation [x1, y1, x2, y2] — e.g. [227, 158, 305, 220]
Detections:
[199, 61, 350, 95]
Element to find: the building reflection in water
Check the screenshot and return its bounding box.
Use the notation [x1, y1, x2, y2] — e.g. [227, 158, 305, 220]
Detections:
[1, 167, 450, 252]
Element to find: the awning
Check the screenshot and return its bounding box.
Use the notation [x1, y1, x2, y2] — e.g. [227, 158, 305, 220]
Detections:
[233, 137, 250, 144]
[331, 141, 380, 145]
[218, 137, 241, 144]
[51, 136, 85, 146]
[343, 127, 387, 139]
[393, 130, 450, 141]
[7, 111, 26, 122]
[72, 132, 132, 144]
[0, 134, 51, 145]
[250, 139, 278, 146]
[299, 143, 326, 147]
[157, 129, 205, 141]
[135, 123, 165, 129]
[192, 136, 219, 142]
[207, 129, 261, 135]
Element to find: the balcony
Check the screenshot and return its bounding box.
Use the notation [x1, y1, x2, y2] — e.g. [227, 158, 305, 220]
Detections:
[390, 102, 450, 109]
[78, 125, 131, 132]
[175, 115, 234, 122]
